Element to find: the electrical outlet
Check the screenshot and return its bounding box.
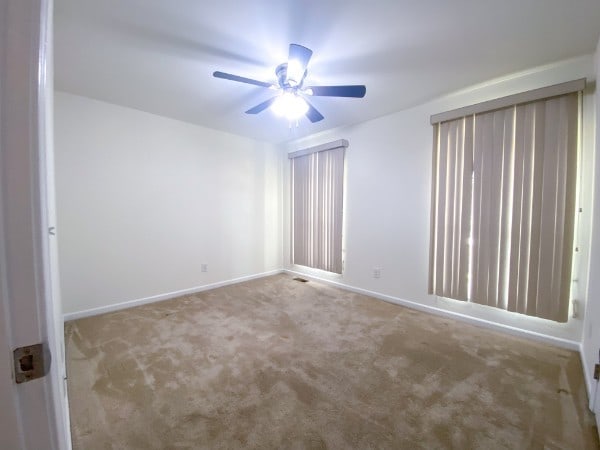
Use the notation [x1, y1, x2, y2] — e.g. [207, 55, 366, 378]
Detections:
[201, 264, 208, 273]
[373, 267, 381, 279]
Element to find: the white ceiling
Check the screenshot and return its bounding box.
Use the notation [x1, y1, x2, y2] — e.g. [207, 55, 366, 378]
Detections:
[54, 0, 600, 144]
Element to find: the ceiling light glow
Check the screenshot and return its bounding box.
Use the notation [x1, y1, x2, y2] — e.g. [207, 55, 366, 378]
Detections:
[271, 92, 308, 120]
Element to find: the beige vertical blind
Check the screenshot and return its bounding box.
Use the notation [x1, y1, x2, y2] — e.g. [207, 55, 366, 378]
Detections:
[429, 116, 473, 301]
[291, 142, 346, 274]
[429, 91, 579, 323]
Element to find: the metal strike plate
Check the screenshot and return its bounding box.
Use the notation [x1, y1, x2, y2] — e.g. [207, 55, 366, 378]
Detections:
[13, 343, 50, 384]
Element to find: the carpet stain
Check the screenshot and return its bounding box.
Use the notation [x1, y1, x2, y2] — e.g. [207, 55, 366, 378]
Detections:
[65, 274, 599, 449]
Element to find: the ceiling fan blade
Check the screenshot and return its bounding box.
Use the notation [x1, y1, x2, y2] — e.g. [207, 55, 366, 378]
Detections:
[287, 44, 313, 85]
[304, 99, 324, 123]
[213, 71, 274, 89]
[306, 85, 366, 98]
[245, 97, 277, 114]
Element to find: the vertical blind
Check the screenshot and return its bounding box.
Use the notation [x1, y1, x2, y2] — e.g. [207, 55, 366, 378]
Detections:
[290, 142, 346, 274]
[429, 116, 474, 302]
[429, 91, 579, 322]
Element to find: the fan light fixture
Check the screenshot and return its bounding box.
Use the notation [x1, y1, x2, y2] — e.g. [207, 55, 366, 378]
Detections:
[213, 43, 366, 124]
[271, 92, 309, 120]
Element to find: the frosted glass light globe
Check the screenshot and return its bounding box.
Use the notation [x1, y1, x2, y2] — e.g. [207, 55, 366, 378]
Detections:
[272, 92, 309, 120]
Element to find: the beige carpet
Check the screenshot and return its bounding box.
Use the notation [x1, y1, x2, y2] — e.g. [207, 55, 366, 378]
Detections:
[65, 274, 599, 449]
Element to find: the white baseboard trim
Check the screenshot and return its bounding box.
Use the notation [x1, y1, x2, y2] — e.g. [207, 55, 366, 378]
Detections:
[63, 269, 283, 322]
[284, 269, 580, 351]
[65, 267, 580, 351]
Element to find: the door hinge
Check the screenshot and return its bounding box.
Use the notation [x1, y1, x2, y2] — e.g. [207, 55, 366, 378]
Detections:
[13, 343, 50, 384]
[594, 364, 600, 381]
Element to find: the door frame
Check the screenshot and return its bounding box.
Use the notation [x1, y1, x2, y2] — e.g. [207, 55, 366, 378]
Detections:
[0, 0, 71, 448]
[594, 381, 600, 438]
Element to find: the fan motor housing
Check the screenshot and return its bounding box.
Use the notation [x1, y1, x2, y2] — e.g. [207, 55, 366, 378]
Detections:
[275, 63, 289, 87]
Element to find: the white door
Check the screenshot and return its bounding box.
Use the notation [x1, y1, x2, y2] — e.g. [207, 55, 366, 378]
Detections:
[0, 0, 71, 448]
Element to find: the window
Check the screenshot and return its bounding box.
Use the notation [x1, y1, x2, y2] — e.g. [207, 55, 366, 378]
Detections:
[290, 139, 347, 274]
[429, 80, 584, 322]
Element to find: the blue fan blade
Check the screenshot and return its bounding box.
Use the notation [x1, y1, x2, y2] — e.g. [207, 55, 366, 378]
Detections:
[304, 99, 324, 123]
[213, 71, 273, 89]
[287, 44, 313, 84]
[245, 97, 277, 114]
[289, 44, 313, 69]
[307, 85, 366, 98]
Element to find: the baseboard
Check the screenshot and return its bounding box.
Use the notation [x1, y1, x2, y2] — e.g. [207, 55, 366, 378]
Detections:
[63, 269, 283, 321]
[66, 267, 581, 351]
[284, 269, 580, 351]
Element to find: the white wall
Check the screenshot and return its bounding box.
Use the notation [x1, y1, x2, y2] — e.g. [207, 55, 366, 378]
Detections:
[283, 55, 596, 347]
[581, 39, 600, 401]
[55, 92, 282, 315]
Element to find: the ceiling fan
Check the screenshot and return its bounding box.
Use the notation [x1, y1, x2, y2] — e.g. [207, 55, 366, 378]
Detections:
[213, 44, 366, 123]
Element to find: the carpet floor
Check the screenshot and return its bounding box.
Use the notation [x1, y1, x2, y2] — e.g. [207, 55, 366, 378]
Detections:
[65, 274, 599, 449]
